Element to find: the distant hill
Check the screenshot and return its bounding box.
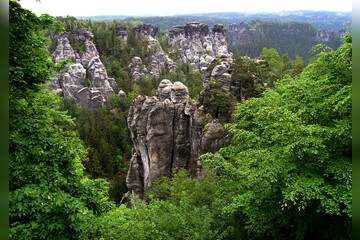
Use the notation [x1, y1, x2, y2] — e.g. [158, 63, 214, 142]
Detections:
[193, 11, 351, 31]
[227, 20, 345, 62]
[77, 10, 352, 32]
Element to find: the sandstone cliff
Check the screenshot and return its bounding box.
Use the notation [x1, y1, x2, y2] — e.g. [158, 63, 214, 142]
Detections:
[169, 22, 232, 72]
[49, 29, 118, 109]
[126, 80, 231, 198]
[126, 24, 178, 80]
[49, 23, 236, 109]
[127, 22, 233, 84]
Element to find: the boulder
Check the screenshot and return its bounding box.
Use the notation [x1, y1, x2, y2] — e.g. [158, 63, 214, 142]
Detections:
[170, 82, 189, 103]
[118, 90, 127, 102]
[156, 79, 173, 101]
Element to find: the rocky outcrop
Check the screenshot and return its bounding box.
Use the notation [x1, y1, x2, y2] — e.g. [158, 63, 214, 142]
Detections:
[316, 29, 344, 42]
[169, 22, 232, 72]
[115, 24, 128, 41]
[133, 24, 159, 39]
[229, 22, 246, 32]
[52, 35, 76, 64]
[123, 22, 232, 85]
[126, 80, 231, 198]
[337, 29, 347, 39]
[50, 29, 119, 108]
[118, 90, 127, 102]
[129, 24, 177, 80]
[129, 57, 149, 81]
[50, 23, 234, 108]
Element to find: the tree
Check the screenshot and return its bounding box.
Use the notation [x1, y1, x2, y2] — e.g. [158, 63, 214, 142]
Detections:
[262, 47, 285, 82]
[82, 170, 232, 239]
[231, 57, 257, 101]
[291, 55, 305, 77]
[202, 33, 352, 239]
[9, 2, 113, 239]
[281, 53, 291, 74]
[9, 0, 55, 96]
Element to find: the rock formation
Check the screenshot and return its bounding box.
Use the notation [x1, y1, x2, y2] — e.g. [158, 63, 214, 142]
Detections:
[115, 24, 128, 41]
[127, 22, 233, 85]
[50, 29, 119, 108]
[316, 29, 341, 42]
[129, 57, 149, 81]
[169, 22, 232, 72]
[49, 23, 235, 109]
[126, 80, 231, 198]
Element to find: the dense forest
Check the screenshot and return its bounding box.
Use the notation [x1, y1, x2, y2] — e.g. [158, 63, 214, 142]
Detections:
[227, 20, 343, 62]
[9, 1, 351, 239]
[77, 10, 352, 32]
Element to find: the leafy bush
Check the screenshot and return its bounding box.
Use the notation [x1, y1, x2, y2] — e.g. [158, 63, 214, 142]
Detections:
[83, 170, 236, 239]
[9, 3, 114, 238]
[202, 33, 352, 239]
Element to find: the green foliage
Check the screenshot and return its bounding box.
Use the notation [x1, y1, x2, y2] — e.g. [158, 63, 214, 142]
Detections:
[11, 3, 352, 239]
[9, 1, 57, 96]
[9, 89, 114, 239]
[210, 89, 233, 123]
[231, 57, 258, 101]
[137, 76, 161, 97]
[202, 34, 352, 239]
[291, 55, 305, 77]
[67, 33, 85, 55]
[262, 47, 285, 81]
[9, 3, 113, 239]
[158, 29, 170, 53]
[56, 16, 84, 32]
[228, 20, 343, 64]
[201, 86, 235, 124]
[61, 96, 132, 204]
[83, 170, 235, 239]
[177, 63, 204, 100]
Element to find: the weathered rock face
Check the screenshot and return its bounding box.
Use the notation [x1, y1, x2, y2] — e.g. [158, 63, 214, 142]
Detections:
[115, 24, 128, 41]
[229, 22, 246, 32]
[124, 22, 232, 85]
[118, 90, 127, 102]
[126, 80, 231, 198]
[169, 22, 232, 72]
[316, 29, 339, 42]
[128, 24, 177, 80]
[133, 24, 159, 39]
[129, 57, 149, 81]
[211, 24, 229, 57]
[52, 35, 76, 64]
[50, 29, 119, 108]
[50, 23, 234, 108]
[337, 29, 347, 39]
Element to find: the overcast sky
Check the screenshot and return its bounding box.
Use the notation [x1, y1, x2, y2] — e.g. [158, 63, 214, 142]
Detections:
[19, 0, 352, 17]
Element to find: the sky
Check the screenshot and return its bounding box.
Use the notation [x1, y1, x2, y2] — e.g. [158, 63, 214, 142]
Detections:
[20, 0, 352, 17]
